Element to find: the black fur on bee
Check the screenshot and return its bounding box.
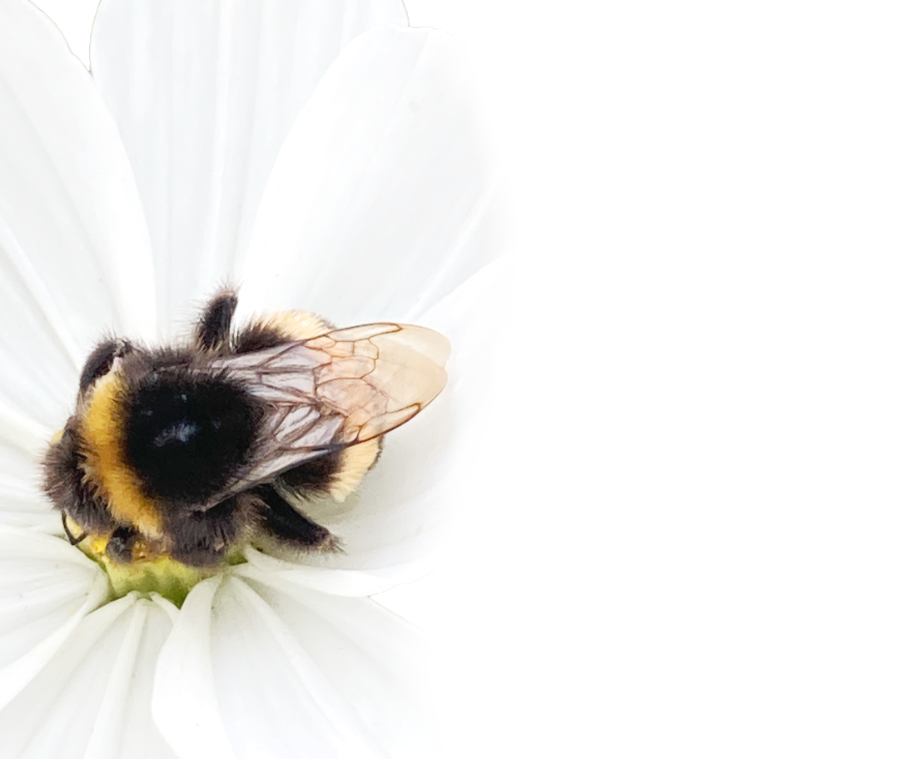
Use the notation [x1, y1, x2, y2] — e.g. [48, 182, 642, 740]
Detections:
[253, 484, 336, 549]
[78, 338, 133, 395]
[121, 367, 264, 505]
[43, 422, 117, 536]
[195, 289, 238, 352]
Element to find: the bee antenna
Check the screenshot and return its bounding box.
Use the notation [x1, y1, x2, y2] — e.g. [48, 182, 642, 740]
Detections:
[61, 513, 87, 546]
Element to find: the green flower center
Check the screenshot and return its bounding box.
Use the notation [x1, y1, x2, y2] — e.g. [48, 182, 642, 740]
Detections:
[73, 527, 241, 607]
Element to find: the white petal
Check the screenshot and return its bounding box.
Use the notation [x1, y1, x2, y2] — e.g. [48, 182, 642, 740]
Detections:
[237, 576, 439, 759]
[0, 0, 156, 434]
[255, 260, 512, 590]
[26, 0, 96, 66]
[0, 360, 59, 530]
[90, 0, 408, 334]
[155, 574, 436, 759]
[151, 577, 236, 759]
[0, 478, 57, 531]
[237, 26, 497, 326]
[0, 527, 109, 710]
[0, 593, 177, 759]
[0, 390, 58, 530]
[0, 440, 56, 531]
[234, 547, 395, 597]
[83, 597, 179, 759]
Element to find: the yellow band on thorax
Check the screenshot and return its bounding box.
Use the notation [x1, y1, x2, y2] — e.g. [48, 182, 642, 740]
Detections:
[80, 372, 164, 538]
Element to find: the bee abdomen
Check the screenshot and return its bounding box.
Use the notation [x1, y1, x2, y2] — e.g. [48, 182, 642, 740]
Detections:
[232, 310, 333, 354]
[277, 450, 344, 497]
[277, 438, 382, 503]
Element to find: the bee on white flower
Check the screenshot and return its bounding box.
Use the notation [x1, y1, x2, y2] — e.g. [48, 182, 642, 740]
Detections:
[0, 0, 500, 756]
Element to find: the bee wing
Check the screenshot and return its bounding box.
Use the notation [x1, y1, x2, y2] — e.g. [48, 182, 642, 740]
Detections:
[210, 323, 450, 492]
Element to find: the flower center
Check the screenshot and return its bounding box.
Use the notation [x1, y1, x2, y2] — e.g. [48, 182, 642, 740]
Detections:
[69, 518, 236, 606]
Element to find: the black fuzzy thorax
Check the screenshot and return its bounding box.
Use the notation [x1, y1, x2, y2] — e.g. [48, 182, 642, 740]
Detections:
[119, 355, 265, 506]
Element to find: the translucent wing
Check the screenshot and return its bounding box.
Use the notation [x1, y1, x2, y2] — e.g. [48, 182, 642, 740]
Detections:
[210, 323, 450, 494]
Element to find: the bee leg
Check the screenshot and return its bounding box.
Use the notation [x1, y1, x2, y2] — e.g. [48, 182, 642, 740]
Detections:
[61, 513, 87, 545]
[253, 485, 337, 550]
[167, 495, 250, 567]
[195, 289, 238, 351]
[78, 338, 133, 393]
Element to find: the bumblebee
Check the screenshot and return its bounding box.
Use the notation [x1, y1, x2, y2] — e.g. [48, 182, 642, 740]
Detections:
[42, 290, 449, 572]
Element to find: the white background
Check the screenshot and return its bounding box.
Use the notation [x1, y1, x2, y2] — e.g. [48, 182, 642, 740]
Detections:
[28, 1, 900, 756]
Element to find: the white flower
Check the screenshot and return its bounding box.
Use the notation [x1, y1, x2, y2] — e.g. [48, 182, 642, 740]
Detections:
[0, 0, 503, 755]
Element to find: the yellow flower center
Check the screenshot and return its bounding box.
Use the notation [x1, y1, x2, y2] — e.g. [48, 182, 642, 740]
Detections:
[69, 519, 231, 607]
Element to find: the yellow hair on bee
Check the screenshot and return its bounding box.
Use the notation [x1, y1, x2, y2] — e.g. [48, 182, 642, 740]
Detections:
[329, 438, 381, 501]
[259, 310, 331, 341]
[80, 372, 163, 539]
[268, 313, 390, 501]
